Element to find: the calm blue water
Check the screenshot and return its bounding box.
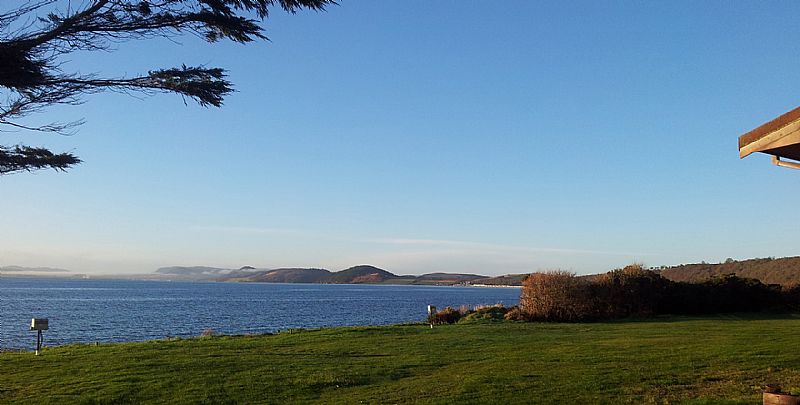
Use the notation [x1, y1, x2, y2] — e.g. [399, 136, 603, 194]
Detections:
[0, 277, 519, 350]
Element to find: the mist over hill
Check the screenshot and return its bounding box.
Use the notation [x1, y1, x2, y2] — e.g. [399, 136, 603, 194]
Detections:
[1, 265, 70, 273]
[154, 266, 258, 281]
[230, 268, 331, 283]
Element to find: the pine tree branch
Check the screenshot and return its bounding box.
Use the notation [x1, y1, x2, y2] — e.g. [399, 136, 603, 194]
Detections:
[0, 0, 336, 174]
[0, 145, 81, 174]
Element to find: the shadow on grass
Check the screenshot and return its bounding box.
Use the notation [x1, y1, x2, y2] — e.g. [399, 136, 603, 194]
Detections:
[602, 312, 800, 324]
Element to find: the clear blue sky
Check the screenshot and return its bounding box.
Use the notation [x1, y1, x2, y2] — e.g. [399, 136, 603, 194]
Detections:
[2, 1, 800, 275]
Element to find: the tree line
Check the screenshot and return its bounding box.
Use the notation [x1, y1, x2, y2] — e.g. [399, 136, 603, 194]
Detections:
[658, 256, 800, 286]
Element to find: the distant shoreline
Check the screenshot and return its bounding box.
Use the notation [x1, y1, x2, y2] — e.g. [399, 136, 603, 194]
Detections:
[468, 284, 522, 288]
[0, 274, 522, 288]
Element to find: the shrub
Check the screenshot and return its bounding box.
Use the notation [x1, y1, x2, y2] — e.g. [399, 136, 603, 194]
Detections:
[592, 263, 670, 318]
[696, 274, 781, 313]
[427, 304, 516, 324]
[658, 274, 781, 315]
[503, 306, 525, 321]
[459, 304, 508, 323]
[429, 307, 462, 324]
[521, 271, 594, 322]
[784, 283, 800, 311]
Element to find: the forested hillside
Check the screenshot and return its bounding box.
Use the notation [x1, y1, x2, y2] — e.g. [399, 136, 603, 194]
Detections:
[658, 257, 800, 286]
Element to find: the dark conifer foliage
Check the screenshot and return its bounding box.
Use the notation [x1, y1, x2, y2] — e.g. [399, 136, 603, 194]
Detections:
[0, 145, 80, 174]
[0, 0, 335, 174]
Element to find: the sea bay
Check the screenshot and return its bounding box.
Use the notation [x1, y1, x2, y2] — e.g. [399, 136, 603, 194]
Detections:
[0, 277, 519, 350]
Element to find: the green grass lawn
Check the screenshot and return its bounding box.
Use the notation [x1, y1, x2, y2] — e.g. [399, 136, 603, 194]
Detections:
[2, 315, 800, 404]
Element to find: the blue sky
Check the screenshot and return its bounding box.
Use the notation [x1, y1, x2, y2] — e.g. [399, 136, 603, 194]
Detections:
[2, 1, 800, 275]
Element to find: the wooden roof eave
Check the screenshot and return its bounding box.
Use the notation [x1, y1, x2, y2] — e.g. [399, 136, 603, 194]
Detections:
[738, 106, 800, 159]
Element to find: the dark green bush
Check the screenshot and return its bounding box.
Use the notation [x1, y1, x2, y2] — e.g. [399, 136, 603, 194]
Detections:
[429, 307, 462, 324]
[784, 284, 800, 312]
[591, 264, 670, 318]
[459, 305, 508, 323]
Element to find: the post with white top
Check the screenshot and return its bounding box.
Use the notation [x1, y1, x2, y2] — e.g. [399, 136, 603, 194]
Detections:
[427, 305, 436, 329]
[30, 318, 48, 355]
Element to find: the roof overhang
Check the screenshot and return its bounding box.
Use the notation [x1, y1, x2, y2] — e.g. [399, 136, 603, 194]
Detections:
[739, 107, 800, 165]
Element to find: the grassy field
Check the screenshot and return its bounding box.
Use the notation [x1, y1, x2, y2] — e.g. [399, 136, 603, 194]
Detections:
[2, 315, 800, 404]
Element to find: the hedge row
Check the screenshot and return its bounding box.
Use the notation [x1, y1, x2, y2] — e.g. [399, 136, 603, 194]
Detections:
[519, 264, 800, 322]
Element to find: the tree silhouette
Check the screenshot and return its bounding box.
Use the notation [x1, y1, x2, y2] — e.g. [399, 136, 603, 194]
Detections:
[0, 0, 335, 175]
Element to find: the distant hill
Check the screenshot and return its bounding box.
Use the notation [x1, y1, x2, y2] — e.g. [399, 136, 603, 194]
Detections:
[230, 268, 332, 283]
[321, 265, 399, 284]
[410, 273, 489, 285]
[417, 273, 486, 281]
[218, 266, 400, 284]
[474, 274, 526, 286]
[657, 257, 800, 286]
[212, 265, 523, 286]
[0, 265, 70, 273]
[218, 265, 401, 284]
